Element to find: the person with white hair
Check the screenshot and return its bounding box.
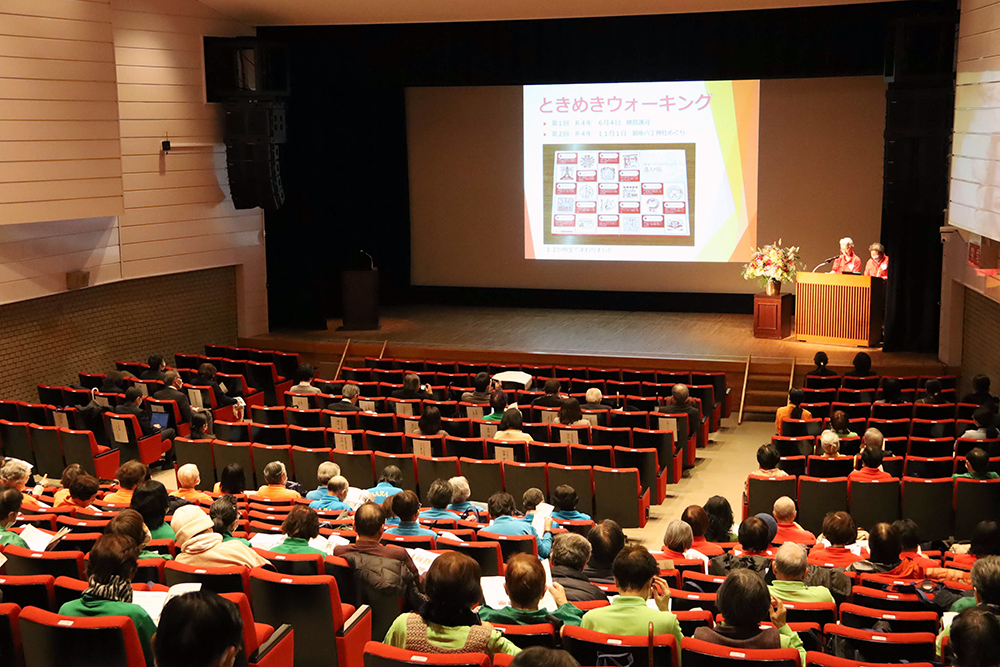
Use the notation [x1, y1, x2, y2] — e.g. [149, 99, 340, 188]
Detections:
[768, 543, 835, 603]
[819, 430, 841, 457]
[170, 464, 213, 504]
[255, 461, 301, 500]
[832, 236, 862, 274]
[550, 533, 608, 602]
[661, 520, 709, 574]
[305, 461, 342, 501]
[309, 475, 351, 511]
[772, 497, 816, 545]
[581, 388, 605, 411]
[446, 476, 477, 516]
[0, 459, 41, 509]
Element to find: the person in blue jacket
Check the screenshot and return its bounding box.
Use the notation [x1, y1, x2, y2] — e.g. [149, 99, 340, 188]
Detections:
[551, 484, 592, 522]
[419, 479, 459, 521]
[309, 475, 351, 512]
[484, 491, 553, 558]
[367, 465, 405, 503]
[384, 490, 438, 538]
[305, 462, 342, 502]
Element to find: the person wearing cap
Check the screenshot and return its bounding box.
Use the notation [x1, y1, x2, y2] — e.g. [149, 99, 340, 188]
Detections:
[171, 505, 269, 569]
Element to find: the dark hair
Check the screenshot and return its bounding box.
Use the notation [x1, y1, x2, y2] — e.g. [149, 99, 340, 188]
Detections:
[381, 495, 396, 520]
[154, 591, 244, 667]
[418, 405, 442, 435]
[488, 491, 516, 518]
[717, 569, 770, 628]
[813, 351, 828, 367]
[427, 479, 453, 510]
[106, 508, 147, 547]
[974, 375, 992, 394]
[218, 463, 245, 495]
[522, 488, 543, 512]
[755, 444, 780, 470]
[852, 352, 872, 375]
[354, 502, 385, 537]
[924, 378, 942, 397]
[861, 445, 884, 469]
[191, 412, 209, 435]
[295, 363, 314, 384]
[971, 521, 1000, 558]
[973, 407, 995, 430]
[403, 373, 420, 391]
[490, 390, 508, 414]
[378, 465, 403, 487]
[738, 517, 770, 552]
[588, 519, 625, 569]
[89, 533, 139, 583]
[682, 505, 709, 537]
[105, 370, 125, 391]
[198, 363, 217, 379]
[703, 496, 735, 543]
[505, 553, 547, 607]
[868, 522, 901, 565]
[281, 506, 320, 540]
[124, 386, 143, 403]
[788, 388, 805, 419]
[509, 647, 581, 667]
[130, 480, 169, 530]
[543, 378, 561, 395]
[881, 378, 902, 402]
[60, 464, 83, 490]
[0, 487, 22, 518]
[951, 607, 1000, 667]
[611, 544, 658, 591]
[558, 398, 583, 424]
[210, 495, 240, 535]
[69, 474, 99, 502]
[473, 372, 490, 393]
[499, 408, 523, 431]
[823, 511, 856, 546]
[892, 518, 920, 551]
[968, 448, 991, 475]
[391, 490, 421, 522]
[147, 355, 163, 371]
[830, 410, 850, 434]
[424, 551, 482, 608]
[551, 485, 579, 512]
[116, 460, 149, 490]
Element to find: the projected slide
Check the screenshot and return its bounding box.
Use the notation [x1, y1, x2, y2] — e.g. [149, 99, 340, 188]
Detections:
[524, 80, 759, 262]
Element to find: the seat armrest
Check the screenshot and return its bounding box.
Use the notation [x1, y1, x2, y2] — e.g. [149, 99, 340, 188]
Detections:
[249, 623, 293, 665]
[338, 604, 371, 635]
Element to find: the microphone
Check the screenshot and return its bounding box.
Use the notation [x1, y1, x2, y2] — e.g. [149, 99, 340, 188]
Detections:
[359, 250, 375, 270]
[812, 256, 838, 272]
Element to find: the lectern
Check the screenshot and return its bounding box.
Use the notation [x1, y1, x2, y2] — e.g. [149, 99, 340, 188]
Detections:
[795, 272, 885, 347]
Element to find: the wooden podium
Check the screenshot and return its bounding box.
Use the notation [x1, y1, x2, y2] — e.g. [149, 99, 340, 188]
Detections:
[795, 272, 885, 347]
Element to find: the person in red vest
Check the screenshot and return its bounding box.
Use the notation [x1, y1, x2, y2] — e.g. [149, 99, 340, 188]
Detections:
[772, 496, 816, 546]
[864, 242, 889, 279]
[832, 237, 862, 273]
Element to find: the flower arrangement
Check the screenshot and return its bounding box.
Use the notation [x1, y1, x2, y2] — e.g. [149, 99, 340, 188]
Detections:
[742, 240, 801, 287]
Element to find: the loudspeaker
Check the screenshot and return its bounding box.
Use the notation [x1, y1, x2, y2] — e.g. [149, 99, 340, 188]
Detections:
[66, 270, 90, 291]
[226, 141, 284, 210]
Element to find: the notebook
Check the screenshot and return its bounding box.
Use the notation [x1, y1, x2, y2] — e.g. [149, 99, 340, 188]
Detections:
[150, 412, 170, 429]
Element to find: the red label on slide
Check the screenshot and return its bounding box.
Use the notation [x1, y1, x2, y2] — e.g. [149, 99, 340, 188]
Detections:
[575, 201, 597, 214]
[557, 153, 578, 164]
[619, 201, 640, 214]
[642, 215, 665, 228]
[598, 183, 620, 196]
[663, 202, 686, 214]
[619, 170, 640, 182]
[642, 183, 664, 195]
[598, 215, 620, 228]
[576, 170, 597, 182]
[599, 152, 620, 164]
[553, 215, 576, 227]
[555, 183, 577, 195]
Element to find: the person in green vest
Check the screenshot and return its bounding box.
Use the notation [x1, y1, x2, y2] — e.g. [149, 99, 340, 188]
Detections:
[210, 495, 250, 546]
[955, 448, 1000, 480]
[768, 543, 834, 603]
[0, 488, 28, 549]
[106, 508, 172, 560]
[479, 553, 584, 628]
[58, 534, 157, 666]
[271, 505, 326, 556]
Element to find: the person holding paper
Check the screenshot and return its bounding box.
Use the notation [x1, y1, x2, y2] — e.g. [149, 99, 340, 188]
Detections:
[107, 509, 173, 560]
[190, 363, 240, 407]
[172, 504, 269, 569]
[254, 461, 301, 501]
[550, 485, 591, 522]
[103, 461, 150, 505]
[478, 553, 585, 627]
[384, 491, 439, 539]
[58, 534, 158, 666]
[171, 464, 213, 505]
[484, 492, 553, 559]
[309, 476, 351, 511]
[131, 480, 176, 541]
[154, 591, 244, 667]
[271, 506, 327, 556]
[367, 465, 405, 503]
[0, 488, 29, 549]
[419, 479, 459, 521]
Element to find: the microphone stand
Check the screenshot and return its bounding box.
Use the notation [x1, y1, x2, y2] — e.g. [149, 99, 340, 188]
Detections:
[812, 256, 838, 272]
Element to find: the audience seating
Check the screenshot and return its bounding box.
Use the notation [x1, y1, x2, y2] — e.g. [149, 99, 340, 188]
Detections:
[593, 466, 649, 528]
[796, 476, 848, 536]
[563, 625, 677, 667]
[849, 480, 901, 529]
[838, 603, 939, 634]
[19, 606, 146, 667]
[821, 625, 935, 663]
[362, 642, 490, 667]
[746, 476, 797, 518]
[164, 562, 250, 596]
[0, 576, 54, 611]
[954, 477, 1000, 540]
[900, 477, 953, 541]
[806, 652, 934, 667]
[681, 637, 799, 667]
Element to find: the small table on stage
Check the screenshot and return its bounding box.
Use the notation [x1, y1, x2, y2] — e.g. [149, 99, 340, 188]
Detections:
[795, 272, 885, 347]
[753, 292, 793, 339]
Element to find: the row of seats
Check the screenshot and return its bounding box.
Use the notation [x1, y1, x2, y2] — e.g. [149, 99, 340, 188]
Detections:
[781, 416, 978, 439]
[772, 434, 1000, 458]
[804, 374, 956, 390]
[793, 399, 983, 421]
[776, 453, 997, 478]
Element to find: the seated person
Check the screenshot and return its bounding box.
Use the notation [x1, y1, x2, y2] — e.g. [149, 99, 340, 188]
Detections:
[328, 383, 362, 412]
[956, 448, 999, 480]
[187, 413, 214, 441]
[210, 495, 249, 546]
[416, 405, 448, 436]
[768, 543, 834, 603]
[171, 464, 213, 504]
[549, 533, 608, 602]
[368, 465, 405, 503]
[446, 476, 477, 516]
[154, 590, 243, 667]
[391, 373, 434, 400]
[830, 410, 857, 438]
[141, 354, 167, 382]
[772, 496, 816, 545]
[774, 388, 811, 433]
[114, 386, 176, 446]
[531, 379, 564, 408]
[153, 370, 196, 427]
[962, 375, 999, 409]
[710, 517, 772, 576]
[419, 479, 457, 521]
[964, 408, 999, 441]
[52, 464, 83, 506]
[808, 511, 866, 568]
[103, 459, 149, 505]
[917, 378, 948, 404]
[704, 496, 738, 543]
[254, 461, 301, 500]
[290, 363, 321, 394]
[875, 378, 906, 404]
[107, 508, 172, 560]
[189, 363, 239, 407]
[55, 474, 99, 510]
[494, 408, 533, 442]
[580, 545, 681, 646]
[461, 373, 493, 404]
[581, 388, 605, 411]
[271, 506, 326, 556]
[306, 461, 342, 501]
[0, 458, 42, 510]
[382, 496, 400, 526]
[213, 463, 246, 496]
[171, 504, 269, 569]
[551, 484, 591, 522]
[848, 446, 894, 494]
[949, 520, 1000, 570]
[59, 534, 158, 665]
[806, 351, 837, 377]
[660, 520, 708, 573]
[0, 488, 28, 548]
[656, 383, 702, 447]
[384, 552, 521, 656]
[309, 475, 351, 511]
[483, 390, 508, 421]
[951, 607, 1000, 667]
[583, 520, 625, 584]
[484, 491, 553, 558]
[693, 569, 805, 665]
[522, 488, 544, 522]
[894, 518, 944, 568]
[848, 522, 924, 577]
[100, 370, 129, 394]
[846, 351, 876, 378]
[683, 505, 725, 557]
[334, 501, 419, 572]
[553, 397, 588, 426]
[744, 444, 787, 498]
[479, 553, 584, 627]
[385, 490, 439, 539]
[818, 429, 842, 457]
[131, 480, 175, 540]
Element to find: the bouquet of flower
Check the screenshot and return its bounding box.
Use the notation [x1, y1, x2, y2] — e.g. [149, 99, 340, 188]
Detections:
[741, 240, 801, 286]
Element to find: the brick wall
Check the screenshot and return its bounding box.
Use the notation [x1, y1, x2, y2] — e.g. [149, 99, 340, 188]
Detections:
[961, 287, 1000, 397]
[0, 267, 237, 402]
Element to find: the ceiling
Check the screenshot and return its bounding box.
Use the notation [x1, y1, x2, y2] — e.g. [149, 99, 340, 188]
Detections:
[198, 0, 903, 26]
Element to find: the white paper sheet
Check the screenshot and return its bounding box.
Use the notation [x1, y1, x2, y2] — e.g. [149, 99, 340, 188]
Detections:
[132, 583, 202, 625]
[405, 548, 441, 576]
[531, 502, 554, 536]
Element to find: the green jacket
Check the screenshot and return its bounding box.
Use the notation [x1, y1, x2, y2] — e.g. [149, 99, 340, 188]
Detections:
[479, 603, 585, 627]
[148, 523, 175, 541]
[384, 613, 521, 656]
[222, 533, 251, 547]
[954, 472, 1000, 480]
[0, 527, 28, 550]
[580, 596, 683, 651]
[768, 579, 835, 603]
[138, 549, 172, 561]
[58, 594, 156, 666]
[270, 537, 326, 556]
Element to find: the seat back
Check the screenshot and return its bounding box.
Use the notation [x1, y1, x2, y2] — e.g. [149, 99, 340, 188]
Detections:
[838, 603, 939, 634]
[547, 465, 594, 518]
[458, 458, 503, 502]
[173, 438, 217, 491]
[362, 641, 490, 667]
[570, 444, 614, 467]
[796, 476, 848, 536]
[821, 624, 935, 663]
[436, 538, 503, 577]
[0, 421, 34, 467]
[252, 444, 293, 488]
[212, 440, 257, 489]
[478, 531, 538, 561]
[746, 476, 798, 517]
[215, 421, 251, 443]
[806, 456, 854, 478]
[900, 477, 953, 540]
[28, 425, 63, 478]
[563, 625, 676, 667]
[501, 461, 548, 502]
[164, 562, 249, 596]
[4, 547, 84, 580]
[291, 447, 332, 491]
[593, 466, 648, 529]
[19, 606, 145, 667]
[955, 477, 1000, 540]
[681, 637, 799, 667]
[848, 480, 900, 530]
[331, 450, 376, 489]
[0, 575, 54, 611]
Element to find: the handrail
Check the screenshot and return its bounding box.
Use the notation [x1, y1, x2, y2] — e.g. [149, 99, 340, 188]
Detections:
[378, 340, 388, 359]
[788, 357, 796, 392]
[333, 339, 351, 381]
[738, 355, 751, 425]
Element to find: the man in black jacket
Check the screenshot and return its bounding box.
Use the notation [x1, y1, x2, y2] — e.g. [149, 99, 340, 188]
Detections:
[550, 533, 608, 602]
[582, 519, 625, 584]
[153, 371, 192, 423]
[115, 387, 176, 443]
[327, 383, 362, 412]
[531, 378, 564, 408]
[390, 374, 434, 400]
[140, 354, 167, 382]
[656, 383, 702, 449]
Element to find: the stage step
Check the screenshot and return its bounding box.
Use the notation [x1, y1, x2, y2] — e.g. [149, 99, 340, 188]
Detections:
[746, 389, 788, 398]
[743, 404, 781, 414]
